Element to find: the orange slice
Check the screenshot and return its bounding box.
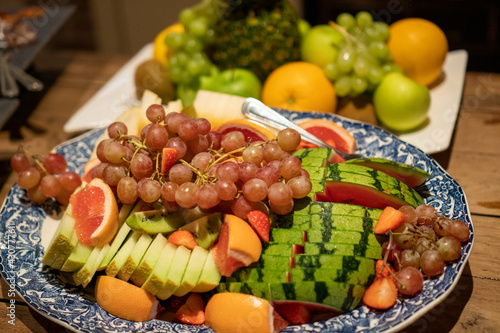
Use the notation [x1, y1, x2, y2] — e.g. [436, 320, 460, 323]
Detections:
[211, 214, 262, 277]
[95, 275, 160, 322]
[70, 178, 119, 248]
[205, 292, 289, 333]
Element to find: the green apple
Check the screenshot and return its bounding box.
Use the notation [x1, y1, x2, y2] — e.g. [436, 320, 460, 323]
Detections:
[301, 24, 345, 68]
[373, 72, 431, 132]
[199, 68, 261, 99]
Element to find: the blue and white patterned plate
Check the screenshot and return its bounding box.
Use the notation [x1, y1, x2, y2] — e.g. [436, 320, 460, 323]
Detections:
[0, 110, 473, 333]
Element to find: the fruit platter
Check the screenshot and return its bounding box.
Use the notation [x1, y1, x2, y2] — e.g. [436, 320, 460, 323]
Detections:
[1, 1, 473, 332]
[1, 100, 473, 332]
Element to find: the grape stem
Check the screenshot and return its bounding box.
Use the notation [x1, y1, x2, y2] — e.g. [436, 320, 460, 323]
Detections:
[21, 146, 49, 175]
[328, 21, 358, 44]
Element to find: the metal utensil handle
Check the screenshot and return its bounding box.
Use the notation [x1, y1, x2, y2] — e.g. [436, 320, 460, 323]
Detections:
[0, 54, 19, 97]
[242, 97, 334, 149]
[9, 63, 44, 91]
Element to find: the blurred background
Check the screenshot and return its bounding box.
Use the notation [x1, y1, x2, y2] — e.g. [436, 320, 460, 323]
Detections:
[1, 0, 498, 72]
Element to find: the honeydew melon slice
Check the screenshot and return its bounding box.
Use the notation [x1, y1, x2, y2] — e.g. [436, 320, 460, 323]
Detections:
[117, 233, 153, 281]
[142, 242, 177, 296]
[173, 246, 209, 297]
[105, 231, 141, 277]
[130, 233, 168, 287]
[42, 206, 75, 267]
[156, 246, 191, 300]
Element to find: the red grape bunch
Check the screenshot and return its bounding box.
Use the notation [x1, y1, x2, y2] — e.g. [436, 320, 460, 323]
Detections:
[10, 149, 82, 205]
[380, 204, 470, 296]
[90, 104, 312, 218]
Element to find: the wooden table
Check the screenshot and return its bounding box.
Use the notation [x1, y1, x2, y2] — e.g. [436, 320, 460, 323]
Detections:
[0, 51, 499, 332]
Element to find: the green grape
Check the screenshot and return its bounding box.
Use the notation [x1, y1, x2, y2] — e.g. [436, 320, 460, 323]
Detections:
[382, 63, 403, 75]
[180, 8, 196, 27]
[353, 56, 371, 78]
[369, 41, 391, 62]
[337, 47, 356, 73]
[367, 66, 384, 85]
[356, 11, 373, 29]
[188, 17, 209, 39]
[164, 33, 186, 50]
[337, 13, 355, 30]
[169, 66, 183, 83]
[175, 51, 189, 67]
[335, 76, 352, 97]
[351, 76, 368, 95]
[184, 35, 203, 53]
[324, 62, 340, 81]
[365, 23, 383, 41]
[204, 28, 215, 44]
[374, 22, 390, 42]
[187, 59, 203, 76]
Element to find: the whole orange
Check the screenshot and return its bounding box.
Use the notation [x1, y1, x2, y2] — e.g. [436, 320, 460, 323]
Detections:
[262, 62, 337, 113]
[388, 18, 448, 86]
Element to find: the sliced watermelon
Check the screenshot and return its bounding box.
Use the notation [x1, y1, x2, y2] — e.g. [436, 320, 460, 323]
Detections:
[344, 157, 430, 187]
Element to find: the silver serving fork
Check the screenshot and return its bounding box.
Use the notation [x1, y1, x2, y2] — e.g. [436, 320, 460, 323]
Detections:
[241, 97, 363, 160]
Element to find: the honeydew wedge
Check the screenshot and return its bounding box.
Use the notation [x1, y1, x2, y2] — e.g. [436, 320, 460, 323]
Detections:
[142, 242, 177, 296]
[73, 244, 110, 287]
[42, 206, 76, 267]
[105, 231, 141, 277]
[173, 246, 209, 297]
[190, 251, 221, 293]
[156, 245, 192, 300]
[156, 246, 191, 300]
[130, 233, 168, 287]
[60, 241, 93, 272]
[117, 233, 153, 281]
[98, 202, 142, 271]
[50, 229, 79, 270]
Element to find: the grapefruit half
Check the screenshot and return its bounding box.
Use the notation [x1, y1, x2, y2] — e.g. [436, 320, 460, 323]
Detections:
[297, 119, 357, 162]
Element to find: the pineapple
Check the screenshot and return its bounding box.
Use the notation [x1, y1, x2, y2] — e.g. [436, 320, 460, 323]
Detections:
[209, 0, 302, 81]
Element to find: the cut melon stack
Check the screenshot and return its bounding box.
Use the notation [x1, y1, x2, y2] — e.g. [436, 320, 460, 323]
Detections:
[217, 147, 428, 313]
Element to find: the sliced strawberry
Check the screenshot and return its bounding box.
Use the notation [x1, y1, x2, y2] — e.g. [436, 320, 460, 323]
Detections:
[175, 293, 205, 325]
[275, 302, 312, 325]
[363, 277, 398, 310]
[375, 260, 396, 282]
[161, 147, 178, 174]
[373, 206, 406, 234]
[168, 230, 198, 250]
[247, 210, 270, 242]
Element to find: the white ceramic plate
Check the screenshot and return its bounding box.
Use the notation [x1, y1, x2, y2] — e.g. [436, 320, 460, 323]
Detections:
[63, 44, 468, 155]
[1, 113, 473, 332]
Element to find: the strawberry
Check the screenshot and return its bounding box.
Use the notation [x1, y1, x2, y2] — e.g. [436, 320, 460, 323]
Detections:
[175, 293, 205, 325]
[161, 147, 178, 174]
[373, 206, 406, 234]
[275, 302, 312, 325]
[375, 260, 396, 282]
[247, 210, 270, 242]
[363, 277, 398, 310]
[168, 230, 198, 250]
